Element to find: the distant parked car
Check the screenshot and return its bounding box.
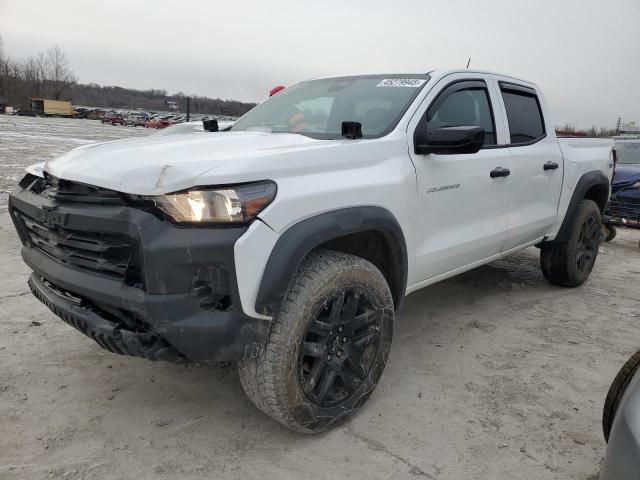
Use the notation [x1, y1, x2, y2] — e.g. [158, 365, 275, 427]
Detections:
[86, 110, 105, 121]
[110, 113, 126, 126]
[74, 107, 90, 119]
[603, 137, 640, 238]
[144, 117, 162, 129]
[16, 109, 37, 117]
[144, 115, 176, 129]
[600, 349, 640, 480]
[101, 111, 117, 123]
[125, 114, 149, 127]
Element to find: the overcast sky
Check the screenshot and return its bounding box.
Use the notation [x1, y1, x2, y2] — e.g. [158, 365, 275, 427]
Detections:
[1, 0, 638, 127]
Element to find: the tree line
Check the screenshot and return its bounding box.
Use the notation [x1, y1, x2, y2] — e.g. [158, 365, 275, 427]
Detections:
[0, 37, 256, 116]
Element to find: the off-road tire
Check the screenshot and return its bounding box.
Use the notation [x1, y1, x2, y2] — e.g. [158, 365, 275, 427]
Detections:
[540, 199, 602, 287]
[603, 349, 640, 442]
[238, 249, 394, 433]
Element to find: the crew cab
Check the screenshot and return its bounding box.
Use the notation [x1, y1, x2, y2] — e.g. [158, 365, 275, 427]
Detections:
[9, 70, 614, 432]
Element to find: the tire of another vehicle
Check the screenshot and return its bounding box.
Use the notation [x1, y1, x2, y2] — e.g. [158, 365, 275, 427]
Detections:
[238, 249, 394, 433]
[603, 224, 617, 243]
[540, 199, 602, 287]
[603, 349, 640, 442]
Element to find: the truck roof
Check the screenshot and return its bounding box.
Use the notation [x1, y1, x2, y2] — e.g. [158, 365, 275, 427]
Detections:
[311, 69, 538, 89]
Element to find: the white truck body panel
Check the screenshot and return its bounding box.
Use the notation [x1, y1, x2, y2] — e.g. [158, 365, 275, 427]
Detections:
[35, 69, 613, 320]
[549, 138, 615, 239]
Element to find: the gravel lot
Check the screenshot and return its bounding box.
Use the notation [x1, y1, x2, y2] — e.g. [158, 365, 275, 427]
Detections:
[1, 116, 639, 480]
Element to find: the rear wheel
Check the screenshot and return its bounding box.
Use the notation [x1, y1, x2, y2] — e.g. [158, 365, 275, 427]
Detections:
[238, 249, 394, 433]
[540, 199, 602, 287]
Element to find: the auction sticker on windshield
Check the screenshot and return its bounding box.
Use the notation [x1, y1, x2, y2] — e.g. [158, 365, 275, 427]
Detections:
[376, 78, 426, 87]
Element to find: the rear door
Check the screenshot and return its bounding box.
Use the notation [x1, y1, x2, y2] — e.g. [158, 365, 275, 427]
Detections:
[496, 81, 564, 250]
[407, 73, 512, 283]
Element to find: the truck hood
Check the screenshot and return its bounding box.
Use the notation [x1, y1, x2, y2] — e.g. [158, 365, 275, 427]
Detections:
[44, 131, 333, 195]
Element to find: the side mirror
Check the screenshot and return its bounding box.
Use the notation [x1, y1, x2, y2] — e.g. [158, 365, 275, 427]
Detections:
[415, 126, 485, 155]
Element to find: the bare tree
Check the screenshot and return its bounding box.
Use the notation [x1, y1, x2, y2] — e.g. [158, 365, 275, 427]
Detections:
[43, 45, 77, 100]
[0, 35, 7, 103]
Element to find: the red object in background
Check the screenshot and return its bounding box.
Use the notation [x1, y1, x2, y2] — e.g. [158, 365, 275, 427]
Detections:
[144, 116, 177, 129]
[556, 129, 587, 137]
[269, 85, 285, 97]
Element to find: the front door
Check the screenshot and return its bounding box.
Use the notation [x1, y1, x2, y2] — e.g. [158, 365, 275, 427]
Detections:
[408, 74, 511, 284]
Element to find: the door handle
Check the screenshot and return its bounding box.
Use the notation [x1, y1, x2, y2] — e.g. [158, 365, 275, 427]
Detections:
[490, 167, 511, 178]
[543, 161, 559, 171]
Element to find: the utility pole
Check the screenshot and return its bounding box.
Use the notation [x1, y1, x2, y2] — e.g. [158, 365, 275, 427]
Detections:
[186, 97, 190, 122]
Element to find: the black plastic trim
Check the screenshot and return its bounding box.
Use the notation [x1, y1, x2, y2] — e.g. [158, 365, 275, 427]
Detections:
[498, 81, 537, 96]
[28, 273, 185, 362]
[554, 170, 611, 242]
[255, 207, 408, 315]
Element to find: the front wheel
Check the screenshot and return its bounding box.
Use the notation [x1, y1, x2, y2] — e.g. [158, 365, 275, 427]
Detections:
[238, 249, 394, 433]
[540, 199, 602, 287]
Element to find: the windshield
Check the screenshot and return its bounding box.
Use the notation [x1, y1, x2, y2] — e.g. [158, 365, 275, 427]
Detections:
[231, 75, 430, 139]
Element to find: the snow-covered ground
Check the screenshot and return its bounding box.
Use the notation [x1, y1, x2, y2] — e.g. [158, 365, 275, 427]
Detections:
[0, 115, 153, 210]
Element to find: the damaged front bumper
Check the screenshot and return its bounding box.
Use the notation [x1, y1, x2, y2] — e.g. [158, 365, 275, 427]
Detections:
[9, 179, 270, 363]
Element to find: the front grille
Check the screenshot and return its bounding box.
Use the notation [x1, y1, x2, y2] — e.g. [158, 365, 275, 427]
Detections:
[18, 212, 134, 280]
[24, 174, 125, 205]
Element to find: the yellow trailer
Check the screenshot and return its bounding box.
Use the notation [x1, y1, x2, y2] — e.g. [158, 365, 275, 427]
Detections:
[30, 99, 74, 117]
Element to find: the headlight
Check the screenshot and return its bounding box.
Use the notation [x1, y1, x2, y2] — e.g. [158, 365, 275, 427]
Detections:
[632, 181, 640, 189]
[153, 181, 276, 225]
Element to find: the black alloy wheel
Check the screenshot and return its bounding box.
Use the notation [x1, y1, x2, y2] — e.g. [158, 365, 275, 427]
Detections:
[576, 214, 599, 274]
[298, 288, 382, 408]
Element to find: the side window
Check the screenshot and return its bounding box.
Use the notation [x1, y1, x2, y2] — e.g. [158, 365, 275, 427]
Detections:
[427, 86, 496, 145]
[500, 86, 545, 144]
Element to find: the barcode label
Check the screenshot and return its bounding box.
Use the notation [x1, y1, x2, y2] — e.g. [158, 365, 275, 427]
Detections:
[376, 78, 426, 88]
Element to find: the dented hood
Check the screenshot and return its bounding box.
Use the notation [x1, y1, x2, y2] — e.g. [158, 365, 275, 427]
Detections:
[44, 131, 326, 195]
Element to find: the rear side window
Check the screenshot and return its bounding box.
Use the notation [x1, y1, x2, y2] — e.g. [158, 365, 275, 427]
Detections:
[500, 84, 545, 145]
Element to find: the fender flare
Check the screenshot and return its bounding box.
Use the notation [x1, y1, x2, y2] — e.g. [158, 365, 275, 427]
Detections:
[554, 170, 610, 242]
[255, 206, 408, 316]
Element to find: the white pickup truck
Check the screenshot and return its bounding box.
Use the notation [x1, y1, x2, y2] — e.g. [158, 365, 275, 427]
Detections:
[10, 69, 614, 433]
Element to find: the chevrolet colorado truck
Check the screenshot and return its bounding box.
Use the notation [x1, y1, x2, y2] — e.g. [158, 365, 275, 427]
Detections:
[9, 70, 614, 433]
